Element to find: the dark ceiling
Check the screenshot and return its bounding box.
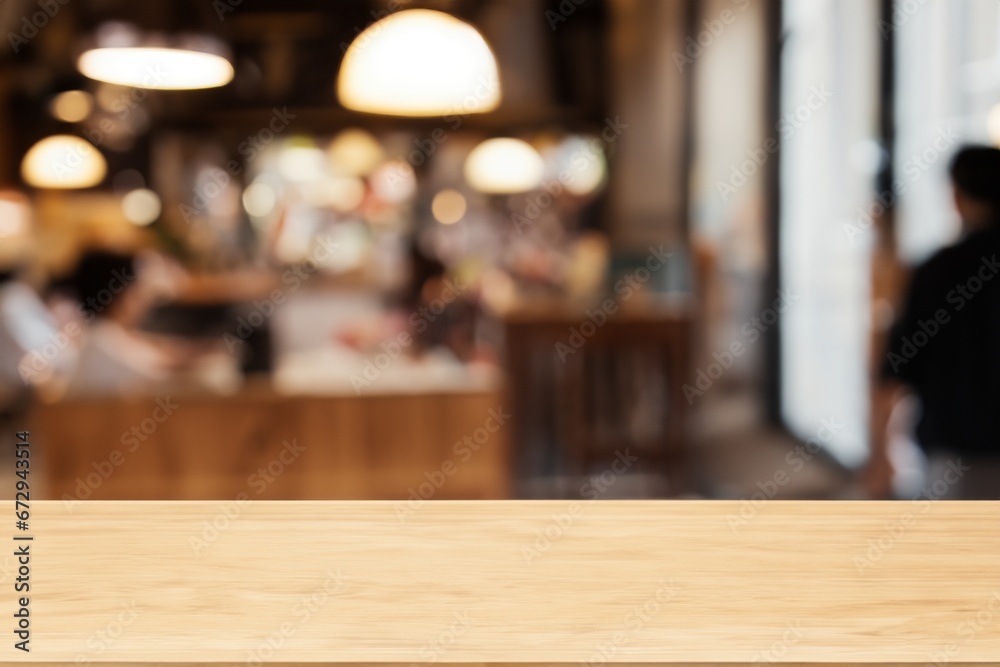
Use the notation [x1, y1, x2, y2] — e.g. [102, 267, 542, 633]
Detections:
[0, 0, 610, 187]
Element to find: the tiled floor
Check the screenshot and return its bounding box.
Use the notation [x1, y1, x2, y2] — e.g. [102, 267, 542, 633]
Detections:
[691, 388, 856, 500]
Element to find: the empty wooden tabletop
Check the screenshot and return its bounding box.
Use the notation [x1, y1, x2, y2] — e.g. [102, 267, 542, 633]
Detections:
[1, 500, 998, 665]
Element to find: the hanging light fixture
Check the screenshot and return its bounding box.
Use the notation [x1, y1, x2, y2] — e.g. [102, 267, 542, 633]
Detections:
[337, 9, 501, 117]
[464, 138, 543, 194]
[77, 23, 234, 90]
[21, 135, 107, 189]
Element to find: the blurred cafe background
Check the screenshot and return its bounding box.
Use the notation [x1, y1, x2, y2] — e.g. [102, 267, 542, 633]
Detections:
[0, 0, 997, 502]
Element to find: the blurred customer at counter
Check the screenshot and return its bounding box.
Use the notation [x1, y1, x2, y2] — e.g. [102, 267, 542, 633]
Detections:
[334, 241, 492, 370]
[45, 249, 238, 397]
[869, 146, 1000, 499]
[397, 243, 483, 363]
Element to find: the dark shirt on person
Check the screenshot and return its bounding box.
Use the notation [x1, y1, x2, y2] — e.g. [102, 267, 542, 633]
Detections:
[881, 226, 1000, 456]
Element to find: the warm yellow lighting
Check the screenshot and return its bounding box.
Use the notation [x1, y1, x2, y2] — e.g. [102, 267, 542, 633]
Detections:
[279, 143, 326, 183]
[78, 47, 234, 90]
[336, 9, 501, 117]
[431, 189, 467, 224]
[243, 182, 277, 217]
[327, 128, 384, 176]
[464, 138, 543, 194]
[21, 135, 107, 189]
[988, 104, 1000, 148]
[49, 91, 94, 123]
[0, 192, 30, 239]
[121, 188, 161, 225]
[302, 177, 365, 212]
[371, 160, 416, 203]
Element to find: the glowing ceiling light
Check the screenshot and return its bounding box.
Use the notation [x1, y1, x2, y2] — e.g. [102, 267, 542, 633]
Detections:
[21, 135, 107, 189]
[336, 9, 501, 117]
[121, 188, 161, 225]
[79, 47, 234, 89]
[464, 138, 543, 194]
[77, 25, 233, 90]
[431, 189, 467, 224]
[49, 90, 94, 123]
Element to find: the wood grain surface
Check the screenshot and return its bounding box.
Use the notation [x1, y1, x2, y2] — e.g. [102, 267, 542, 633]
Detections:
[30, 391, 509, 500]
[1, 500, 999, 665]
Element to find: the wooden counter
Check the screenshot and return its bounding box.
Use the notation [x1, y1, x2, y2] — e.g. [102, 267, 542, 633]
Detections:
[1, 500, 999, 665]
[29, 388, 509, 500]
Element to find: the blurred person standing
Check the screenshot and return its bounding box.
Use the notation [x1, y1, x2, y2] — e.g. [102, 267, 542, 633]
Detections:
[868, 146, 1000, 499]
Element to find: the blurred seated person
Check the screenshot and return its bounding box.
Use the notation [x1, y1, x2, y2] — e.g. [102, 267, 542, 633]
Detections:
[868, 145, 1000, 499]
[337, 243, 490, 366]
[400, 244, 480, 361]
[0, 258, 75, 410]
[51, 249, 235, 397]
